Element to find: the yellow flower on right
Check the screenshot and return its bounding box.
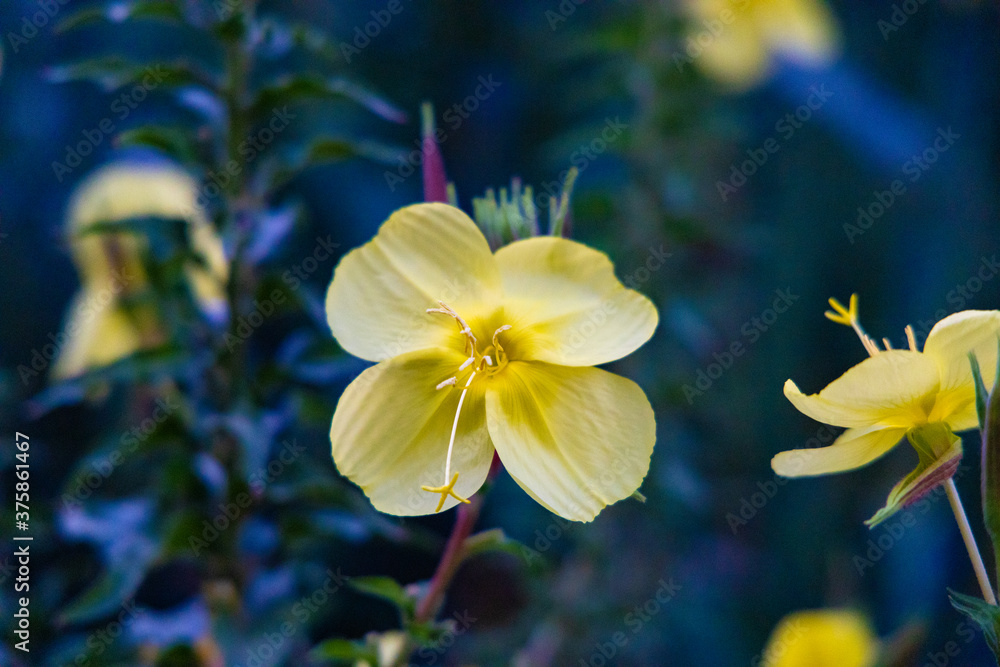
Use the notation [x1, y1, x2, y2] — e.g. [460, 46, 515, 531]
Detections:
[683, 0, 840, 89]
[772, 296, 1000, 525]
[761, 609, 878, 667]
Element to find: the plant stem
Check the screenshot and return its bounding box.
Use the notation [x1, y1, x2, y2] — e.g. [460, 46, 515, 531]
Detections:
[946, 478, 997, 605]
[414, 494, 482, 622]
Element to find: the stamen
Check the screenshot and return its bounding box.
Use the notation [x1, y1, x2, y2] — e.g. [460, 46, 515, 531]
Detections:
[825, 294, 880, 358]
[882, 337, 894, 350]
[905, 325, 918, 352]
[422, 370, 477, 511]
[436, 377, 457, 390]
[459, 356, 475, 371]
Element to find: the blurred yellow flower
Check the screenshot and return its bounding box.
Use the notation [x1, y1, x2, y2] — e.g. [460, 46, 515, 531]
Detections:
[326, 203, 658, 521]
[772, 296, 1000, 524]
[682, 0, 840, 89]
[53, 163, 228, 379]
[761, 609, 878, 667]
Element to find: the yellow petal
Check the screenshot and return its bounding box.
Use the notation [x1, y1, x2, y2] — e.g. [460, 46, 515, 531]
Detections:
[923, 310, 1000, 431]
[772, 426, 905, 477]
[330, 348, 494, 516]
[493, 237, 658, 367]
[326, 203, 501, 362]
[758, 0, 840, 66]
[783, 350, 940, 428]
[693, 13, 770, 89]
[485, 361, 655, 522]
[52, 293, 145, 379]
[762, 609, 878, 667]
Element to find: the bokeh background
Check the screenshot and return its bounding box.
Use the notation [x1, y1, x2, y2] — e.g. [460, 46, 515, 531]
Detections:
[2, 0, 1000, 664]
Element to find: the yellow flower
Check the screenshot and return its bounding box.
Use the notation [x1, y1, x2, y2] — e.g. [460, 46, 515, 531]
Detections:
[684, 0, 839, 89]
[53, 163, 228, 379]
[326, 203, 658, 521]
[772, 295, 1000, 525]
[761, 609, 878, 667]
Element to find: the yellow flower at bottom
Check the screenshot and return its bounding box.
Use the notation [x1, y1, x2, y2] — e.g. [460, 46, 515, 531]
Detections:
[761, 610, 878, 667]
[773, 297, 1000, 524]
[53, 163, 228, 379]
[326, 203, 659, 521]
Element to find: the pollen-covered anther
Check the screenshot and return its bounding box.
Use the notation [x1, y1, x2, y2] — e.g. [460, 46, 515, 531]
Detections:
[436, 377, 457, 390]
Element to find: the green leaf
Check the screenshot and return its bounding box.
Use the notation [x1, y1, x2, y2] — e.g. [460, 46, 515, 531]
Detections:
[47, 57, 216, 93]
[56, 1, 183, 33]
[309, 639, 377, 664]
[970, 352, 989, 431]
[58, 561, 148, 625]
[349, 576, 415, 619]
[116, 125, 203, 164]
[948, 589, 1000, 660]
[268, 137, 401, 189]
[248, 75, 406, 124]
[462, 528, 529, 560]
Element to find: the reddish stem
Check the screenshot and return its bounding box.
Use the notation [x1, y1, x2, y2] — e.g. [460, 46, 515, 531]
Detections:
[414, 493, 482, 623]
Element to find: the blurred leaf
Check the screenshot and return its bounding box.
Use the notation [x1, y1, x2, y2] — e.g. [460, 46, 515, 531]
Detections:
[56, 1, 184, 33]
[246, 205, 298, 263]
[463, 528, 529, 561]
[76, 216, 188, 240]
[269, 137, 401, 190]
[47, 57, 217, 93]
[349, 576, 415, 620]
[309, 638, 376, 665]
[116, 125, 203, 164]
[256, 19, 341, 62]
[948, 589, 1000, 658]
[248, 75, 406, 124]
[58, 559, 148, 625]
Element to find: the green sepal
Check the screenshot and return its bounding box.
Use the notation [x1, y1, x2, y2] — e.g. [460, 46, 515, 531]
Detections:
[948, 588, 1000, 663]
[349, 576, 416, 622]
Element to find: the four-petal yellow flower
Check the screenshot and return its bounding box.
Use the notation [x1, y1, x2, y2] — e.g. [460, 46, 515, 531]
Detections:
[773, 299, 1000, 524]
[326, 203, 658, 521]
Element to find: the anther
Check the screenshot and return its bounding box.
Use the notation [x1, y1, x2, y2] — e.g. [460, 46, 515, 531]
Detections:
[436, 377, 457, 390]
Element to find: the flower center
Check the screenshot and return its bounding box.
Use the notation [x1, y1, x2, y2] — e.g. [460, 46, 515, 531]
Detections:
[420, 301, 512, 512]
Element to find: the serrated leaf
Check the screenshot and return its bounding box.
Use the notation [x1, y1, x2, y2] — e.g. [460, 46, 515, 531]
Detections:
[248, 75, 406, 124]
[948, 588, 1000, 659]
[115, 125, 202, 164]
[56, 1, 183, 33]
[47, 57, 216, 93]
[309, 638, 376, 664]
[349, 576, 415, 618]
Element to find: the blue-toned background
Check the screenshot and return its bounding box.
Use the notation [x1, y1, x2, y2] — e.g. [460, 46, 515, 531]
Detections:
[1, 0, 999, 665]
